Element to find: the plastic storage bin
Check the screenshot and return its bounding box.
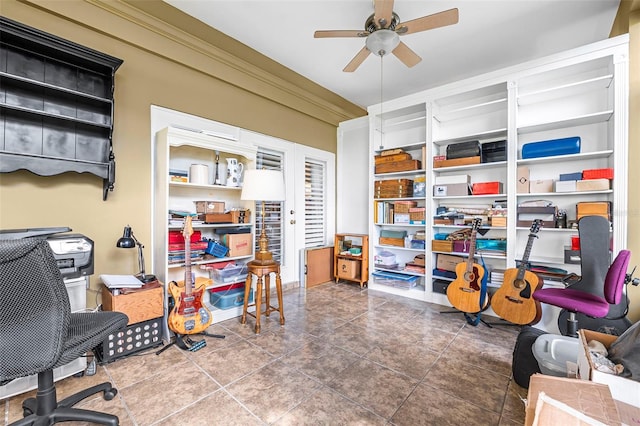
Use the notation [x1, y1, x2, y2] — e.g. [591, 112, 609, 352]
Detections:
[209, 287, 254, 310]
[209, 263, 247, 284]
[532, 334, 580, 377]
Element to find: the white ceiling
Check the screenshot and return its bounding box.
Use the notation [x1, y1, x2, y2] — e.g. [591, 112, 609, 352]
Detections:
[163, 0, 620, 109]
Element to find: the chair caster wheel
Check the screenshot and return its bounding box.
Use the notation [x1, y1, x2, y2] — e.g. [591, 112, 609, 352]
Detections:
[23, 408, 33, 417]
[103, 388, 117, 401]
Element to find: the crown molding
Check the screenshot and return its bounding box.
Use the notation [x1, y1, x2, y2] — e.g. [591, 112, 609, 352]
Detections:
[21, 0, 365, 125]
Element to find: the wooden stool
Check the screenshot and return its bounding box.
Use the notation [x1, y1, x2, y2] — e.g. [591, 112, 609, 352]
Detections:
[241, 260, 285, 334]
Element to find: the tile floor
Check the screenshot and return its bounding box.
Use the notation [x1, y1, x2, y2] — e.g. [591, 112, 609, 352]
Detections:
[3, 281, 527, 425]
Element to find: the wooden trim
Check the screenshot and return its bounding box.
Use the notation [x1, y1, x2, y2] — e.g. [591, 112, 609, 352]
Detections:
[21, 0, 366, 125]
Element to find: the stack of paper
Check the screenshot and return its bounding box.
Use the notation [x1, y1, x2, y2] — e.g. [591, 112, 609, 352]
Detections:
[100, 275, 143, 289]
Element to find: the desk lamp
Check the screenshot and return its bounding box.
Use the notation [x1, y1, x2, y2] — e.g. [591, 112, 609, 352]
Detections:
[116, 225, 156, 283]
[241, 169, 286, 265]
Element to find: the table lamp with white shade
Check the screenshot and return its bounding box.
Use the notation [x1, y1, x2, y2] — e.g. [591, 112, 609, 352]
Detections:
[241, 169, 286, 265]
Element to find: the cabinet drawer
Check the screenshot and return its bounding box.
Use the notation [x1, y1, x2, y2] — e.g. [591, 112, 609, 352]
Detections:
[102, 283, 163, 325]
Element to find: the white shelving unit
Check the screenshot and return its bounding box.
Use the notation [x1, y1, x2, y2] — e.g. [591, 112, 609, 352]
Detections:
[153, 127, 257, 341]
[364, 35, 629, 319]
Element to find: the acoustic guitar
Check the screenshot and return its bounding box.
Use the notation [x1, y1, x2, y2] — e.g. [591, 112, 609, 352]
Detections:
[492, 220, 543, 325]
[446, 218, 489, 313]
[168, 216, 213, 335]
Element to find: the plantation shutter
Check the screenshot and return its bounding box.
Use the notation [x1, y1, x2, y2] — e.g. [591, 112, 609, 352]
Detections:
[255, 149, 284, 263]
[304, 159, 326, 247]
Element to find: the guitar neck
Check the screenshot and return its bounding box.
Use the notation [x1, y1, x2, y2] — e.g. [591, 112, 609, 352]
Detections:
[517, 233, 537, 280]
[466, 228, 478, 272]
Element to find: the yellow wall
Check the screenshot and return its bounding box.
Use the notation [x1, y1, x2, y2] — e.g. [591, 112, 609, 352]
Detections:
[2, 0, 639, 323]
[0, 0, 364, 304]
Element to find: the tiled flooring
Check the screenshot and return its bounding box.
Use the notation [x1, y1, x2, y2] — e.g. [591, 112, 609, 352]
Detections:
[3, 281, 527, 425]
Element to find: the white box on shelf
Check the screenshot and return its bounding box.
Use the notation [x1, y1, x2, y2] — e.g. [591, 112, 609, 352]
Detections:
[434, 174, 470, 185]
[555, 180, 577, 193]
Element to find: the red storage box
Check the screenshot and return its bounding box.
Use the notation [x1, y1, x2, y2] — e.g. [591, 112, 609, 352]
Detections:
[168, 230, 202, 244]
[472, 181, 503, 195]
[582, 168, 613, 180]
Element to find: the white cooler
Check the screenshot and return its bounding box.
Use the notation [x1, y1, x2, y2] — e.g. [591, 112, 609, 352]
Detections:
[533, 334, 580, 377]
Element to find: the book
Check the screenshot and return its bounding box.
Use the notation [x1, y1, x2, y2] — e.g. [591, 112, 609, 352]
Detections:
[100, 274, 143, 289]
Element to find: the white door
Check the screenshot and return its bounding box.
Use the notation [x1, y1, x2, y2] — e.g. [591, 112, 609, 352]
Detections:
[294, 145, 336, 283]
[241, 131, 296, 284]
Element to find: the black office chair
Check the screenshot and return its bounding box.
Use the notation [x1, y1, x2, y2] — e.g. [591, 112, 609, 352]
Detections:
[0, 238, 129, 425]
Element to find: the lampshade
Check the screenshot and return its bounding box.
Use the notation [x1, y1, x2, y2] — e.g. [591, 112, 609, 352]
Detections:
[116, 226, 136, 248]
[241, 169, 285, 201]
[366, 29, 400, 57]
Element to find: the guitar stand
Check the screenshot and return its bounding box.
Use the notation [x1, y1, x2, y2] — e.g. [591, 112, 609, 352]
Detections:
[155, 331, 225, 355]
[440, 309, 493, 328]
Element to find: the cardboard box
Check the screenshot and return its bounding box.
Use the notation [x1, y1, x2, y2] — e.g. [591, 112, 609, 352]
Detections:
[529, 179, 554, 193]
[525, 374, 621, 426]
[394, 213, 411, 224]
[555, 180, 577, 192]
[490, 216, 507, 227]
[576, 178, 610, 191]
[102, 283, 164, 325]
[472, 181, 503, 195]
[517, 166, 530, 193]
[436, 253, 463, 271]
[222, 233, 253, 257]
[337, 258, 358, 279]
[194, 200, 225, 214]
[577, 329, 640, 408]
[433, 183, 470, 197]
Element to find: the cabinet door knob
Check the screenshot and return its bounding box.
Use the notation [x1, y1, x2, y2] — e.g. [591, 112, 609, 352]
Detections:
[290, 220, 296, 224]
[290, 210, 295, 215]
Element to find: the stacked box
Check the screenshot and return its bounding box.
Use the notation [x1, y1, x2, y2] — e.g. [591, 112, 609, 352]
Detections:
[393, 201, 417, 212]
[374, 179, 413, 198]
[409, 207, 426, 224]
[194, 200, 225, 214]
[375, 159, 421, 174]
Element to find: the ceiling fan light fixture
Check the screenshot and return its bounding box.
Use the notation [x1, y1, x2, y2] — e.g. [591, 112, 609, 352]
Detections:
[365, 29, 400, 57]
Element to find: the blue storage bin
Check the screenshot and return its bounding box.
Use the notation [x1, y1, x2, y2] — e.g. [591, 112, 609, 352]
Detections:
[521, 136, 581, 159]
[209, 287, 254, 310]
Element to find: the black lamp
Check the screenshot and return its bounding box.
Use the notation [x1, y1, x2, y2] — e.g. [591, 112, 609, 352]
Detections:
[116, 225, 156, 283]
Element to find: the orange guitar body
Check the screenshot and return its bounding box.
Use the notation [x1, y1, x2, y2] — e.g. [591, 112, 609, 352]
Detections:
[168, 276, 213, 335]
[492, 269, 542, 325]
[492, 219, 543, 325]
[446, 261, 488, 313]
[167, 215, 213, 336]
[446, 218, 489, 313]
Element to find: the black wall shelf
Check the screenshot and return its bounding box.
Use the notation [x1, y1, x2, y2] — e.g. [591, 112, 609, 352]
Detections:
[0, 17, 123, 200]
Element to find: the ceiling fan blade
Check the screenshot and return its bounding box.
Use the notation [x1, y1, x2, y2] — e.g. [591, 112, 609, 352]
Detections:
[392, 41, 421, 68]
[314, 30, 368, 38]
[374, 0, 394, 29]
[343, 47, 371, 72]
[396, 8, 459, 35]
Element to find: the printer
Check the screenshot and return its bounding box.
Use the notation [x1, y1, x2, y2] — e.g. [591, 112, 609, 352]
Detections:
[0, 227, 94, 279]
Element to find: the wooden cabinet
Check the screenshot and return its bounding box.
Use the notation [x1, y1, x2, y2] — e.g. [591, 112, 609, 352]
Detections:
[0, 17, 123, 200]
[362, 35, 629, 320]
[334, 233, 369, 287]
[153, 127, 257, 341]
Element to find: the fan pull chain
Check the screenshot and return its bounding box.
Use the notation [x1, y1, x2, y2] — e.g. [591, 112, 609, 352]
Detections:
[379, 55, 384, 150]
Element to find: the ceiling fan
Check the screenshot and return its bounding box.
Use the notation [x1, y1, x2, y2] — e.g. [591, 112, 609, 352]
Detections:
[314, 0, 459, 72]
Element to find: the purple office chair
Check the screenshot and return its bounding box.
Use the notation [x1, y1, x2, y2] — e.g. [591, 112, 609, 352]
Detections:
[533, 250, 631, 337]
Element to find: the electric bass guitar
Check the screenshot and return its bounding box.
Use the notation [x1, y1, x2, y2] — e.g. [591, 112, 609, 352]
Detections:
[168, 216, 213, 335]
[492, 220, 543, 325]
[446, 218, 489, 313]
